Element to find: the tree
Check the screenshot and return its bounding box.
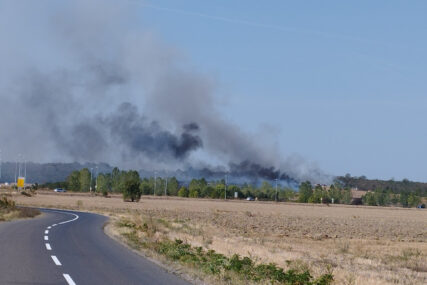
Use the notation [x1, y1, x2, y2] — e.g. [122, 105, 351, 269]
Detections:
[122, 171, 141, 202]
[167, 177, 179, 196]
[188, 188, 199, 198]
[189, 179, 202, 197]
[362, 192, 377, 206]
[400, 193, 409, 207]
[111, 167, 121, 192]
[67, 171, 80, 191]
[341, 189, 352, 204]
[278, 188, 295, 201]
[310, 185, 326, 203]
[216, 183, 226, 198]
[79, 168, 91, 192]
[97, 173, 111, 196]
[407, 194, 421, 207]
[298, 181, 313, 203]
[228, 185, 241, 198]
[140, 179, 152, 195]
[178, 186, 188, 197]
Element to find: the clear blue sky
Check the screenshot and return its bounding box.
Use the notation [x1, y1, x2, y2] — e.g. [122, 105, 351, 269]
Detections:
[129, 0, 427, 181]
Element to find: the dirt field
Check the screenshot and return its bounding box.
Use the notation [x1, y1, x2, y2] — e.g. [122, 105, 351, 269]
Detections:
[12, 190, 427, 285]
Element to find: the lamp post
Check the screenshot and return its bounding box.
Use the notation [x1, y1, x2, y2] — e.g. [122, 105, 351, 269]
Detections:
[95, 166, 98, 192]
[90, 168, 93, 192]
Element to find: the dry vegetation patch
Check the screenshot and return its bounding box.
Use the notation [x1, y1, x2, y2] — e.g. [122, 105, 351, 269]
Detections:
[0, 195, 40, 221]
[13, 191, 427, 284]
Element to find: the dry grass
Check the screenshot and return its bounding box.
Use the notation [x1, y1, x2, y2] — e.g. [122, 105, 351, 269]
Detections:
[0, 195, 40, 221]
[13, 190, 427, 285]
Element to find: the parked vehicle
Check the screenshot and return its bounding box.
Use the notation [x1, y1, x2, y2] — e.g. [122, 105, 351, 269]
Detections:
[246, 196, 255, 201]
[417, 204, 425, 209]
[54, 188, 66, 193]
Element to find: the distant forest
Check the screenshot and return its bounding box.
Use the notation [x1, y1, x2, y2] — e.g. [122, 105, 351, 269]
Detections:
[335, 174, 427, 196]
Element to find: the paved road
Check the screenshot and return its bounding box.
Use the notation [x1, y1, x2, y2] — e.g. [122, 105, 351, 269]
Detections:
[0, 209, 191, 285]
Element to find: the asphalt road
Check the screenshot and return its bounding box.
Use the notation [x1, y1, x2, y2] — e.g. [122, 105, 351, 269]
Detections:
[0, 209, 191, 285]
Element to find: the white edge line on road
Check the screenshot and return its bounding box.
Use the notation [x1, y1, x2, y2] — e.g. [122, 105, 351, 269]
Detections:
[44, 235, 49, 241]
[52, 224, 57, 227]
[45, 230, 49, 234]
[51, 255, 62, 266]
[45, 243, 52, 250]
[47, 226, 51, 229]
[63, 274, 76, 285]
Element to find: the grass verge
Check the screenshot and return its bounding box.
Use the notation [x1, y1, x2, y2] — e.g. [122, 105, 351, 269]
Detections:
[117, 216, 333, 285]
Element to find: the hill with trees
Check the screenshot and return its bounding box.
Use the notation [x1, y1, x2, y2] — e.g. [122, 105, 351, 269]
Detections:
[335, 174, 427, 196]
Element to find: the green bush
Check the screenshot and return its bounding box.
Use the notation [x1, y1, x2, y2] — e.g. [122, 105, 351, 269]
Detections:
[153, 239, 333, 284]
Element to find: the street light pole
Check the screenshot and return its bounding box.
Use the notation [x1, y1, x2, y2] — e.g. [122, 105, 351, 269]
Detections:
[95, 166, 98, 192]
[90, 168, 93, 192]
[164, 177, 168, 196]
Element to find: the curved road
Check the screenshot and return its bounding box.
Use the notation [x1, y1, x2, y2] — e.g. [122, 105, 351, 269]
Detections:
[0, 209, 190, 285]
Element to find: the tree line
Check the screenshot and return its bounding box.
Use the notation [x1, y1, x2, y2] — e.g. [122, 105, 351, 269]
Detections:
[41, 167, 296, 201]
[336, 174, 427, 196]
[299, 181, 424, 208]
[40, 168, 425, 207]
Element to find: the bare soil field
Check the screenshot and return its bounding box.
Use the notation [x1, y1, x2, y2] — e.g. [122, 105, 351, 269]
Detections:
[12, 190, 427, 285]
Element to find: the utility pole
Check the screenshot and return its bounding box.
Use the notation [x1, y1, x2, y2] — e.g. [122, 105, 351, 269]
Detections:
[164, 177, 168, 196]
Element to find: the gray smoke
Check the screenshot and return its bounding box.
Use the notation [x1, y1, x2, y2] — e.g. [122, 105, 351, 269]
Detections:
[0, 0, 330, 184]
[104, 102, 202, 160]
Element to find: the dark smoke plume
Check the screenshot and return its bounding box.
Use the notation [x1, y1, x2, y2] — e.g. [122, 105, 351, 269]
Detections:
[105, 103, 202, 160]
[0, 0, 330, 184]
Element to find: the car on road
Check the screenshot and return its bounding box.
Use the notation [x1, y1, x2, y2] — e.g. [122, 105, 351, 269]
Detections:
[246, 196, 255, 201]
[54, 188, 66, 192]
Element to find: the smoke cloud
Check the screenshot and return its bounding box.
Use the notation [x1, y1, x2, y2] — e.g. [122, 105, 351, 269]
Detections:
[0, 0, 329, 184]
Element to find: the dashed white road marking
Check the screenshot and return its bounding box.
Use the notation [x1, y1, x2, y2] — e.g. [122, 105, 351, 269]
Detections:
[51, 255, 62, 266]
[42, 211, 80, 284]
[63, 274, 76, 285]
[58, 213, 79, 224]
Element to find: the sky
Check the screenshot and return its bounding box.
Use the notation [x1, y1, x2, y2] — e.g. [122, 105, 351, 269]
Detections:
[0, 1, 426, 182]
[131, 0, 427, 181]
